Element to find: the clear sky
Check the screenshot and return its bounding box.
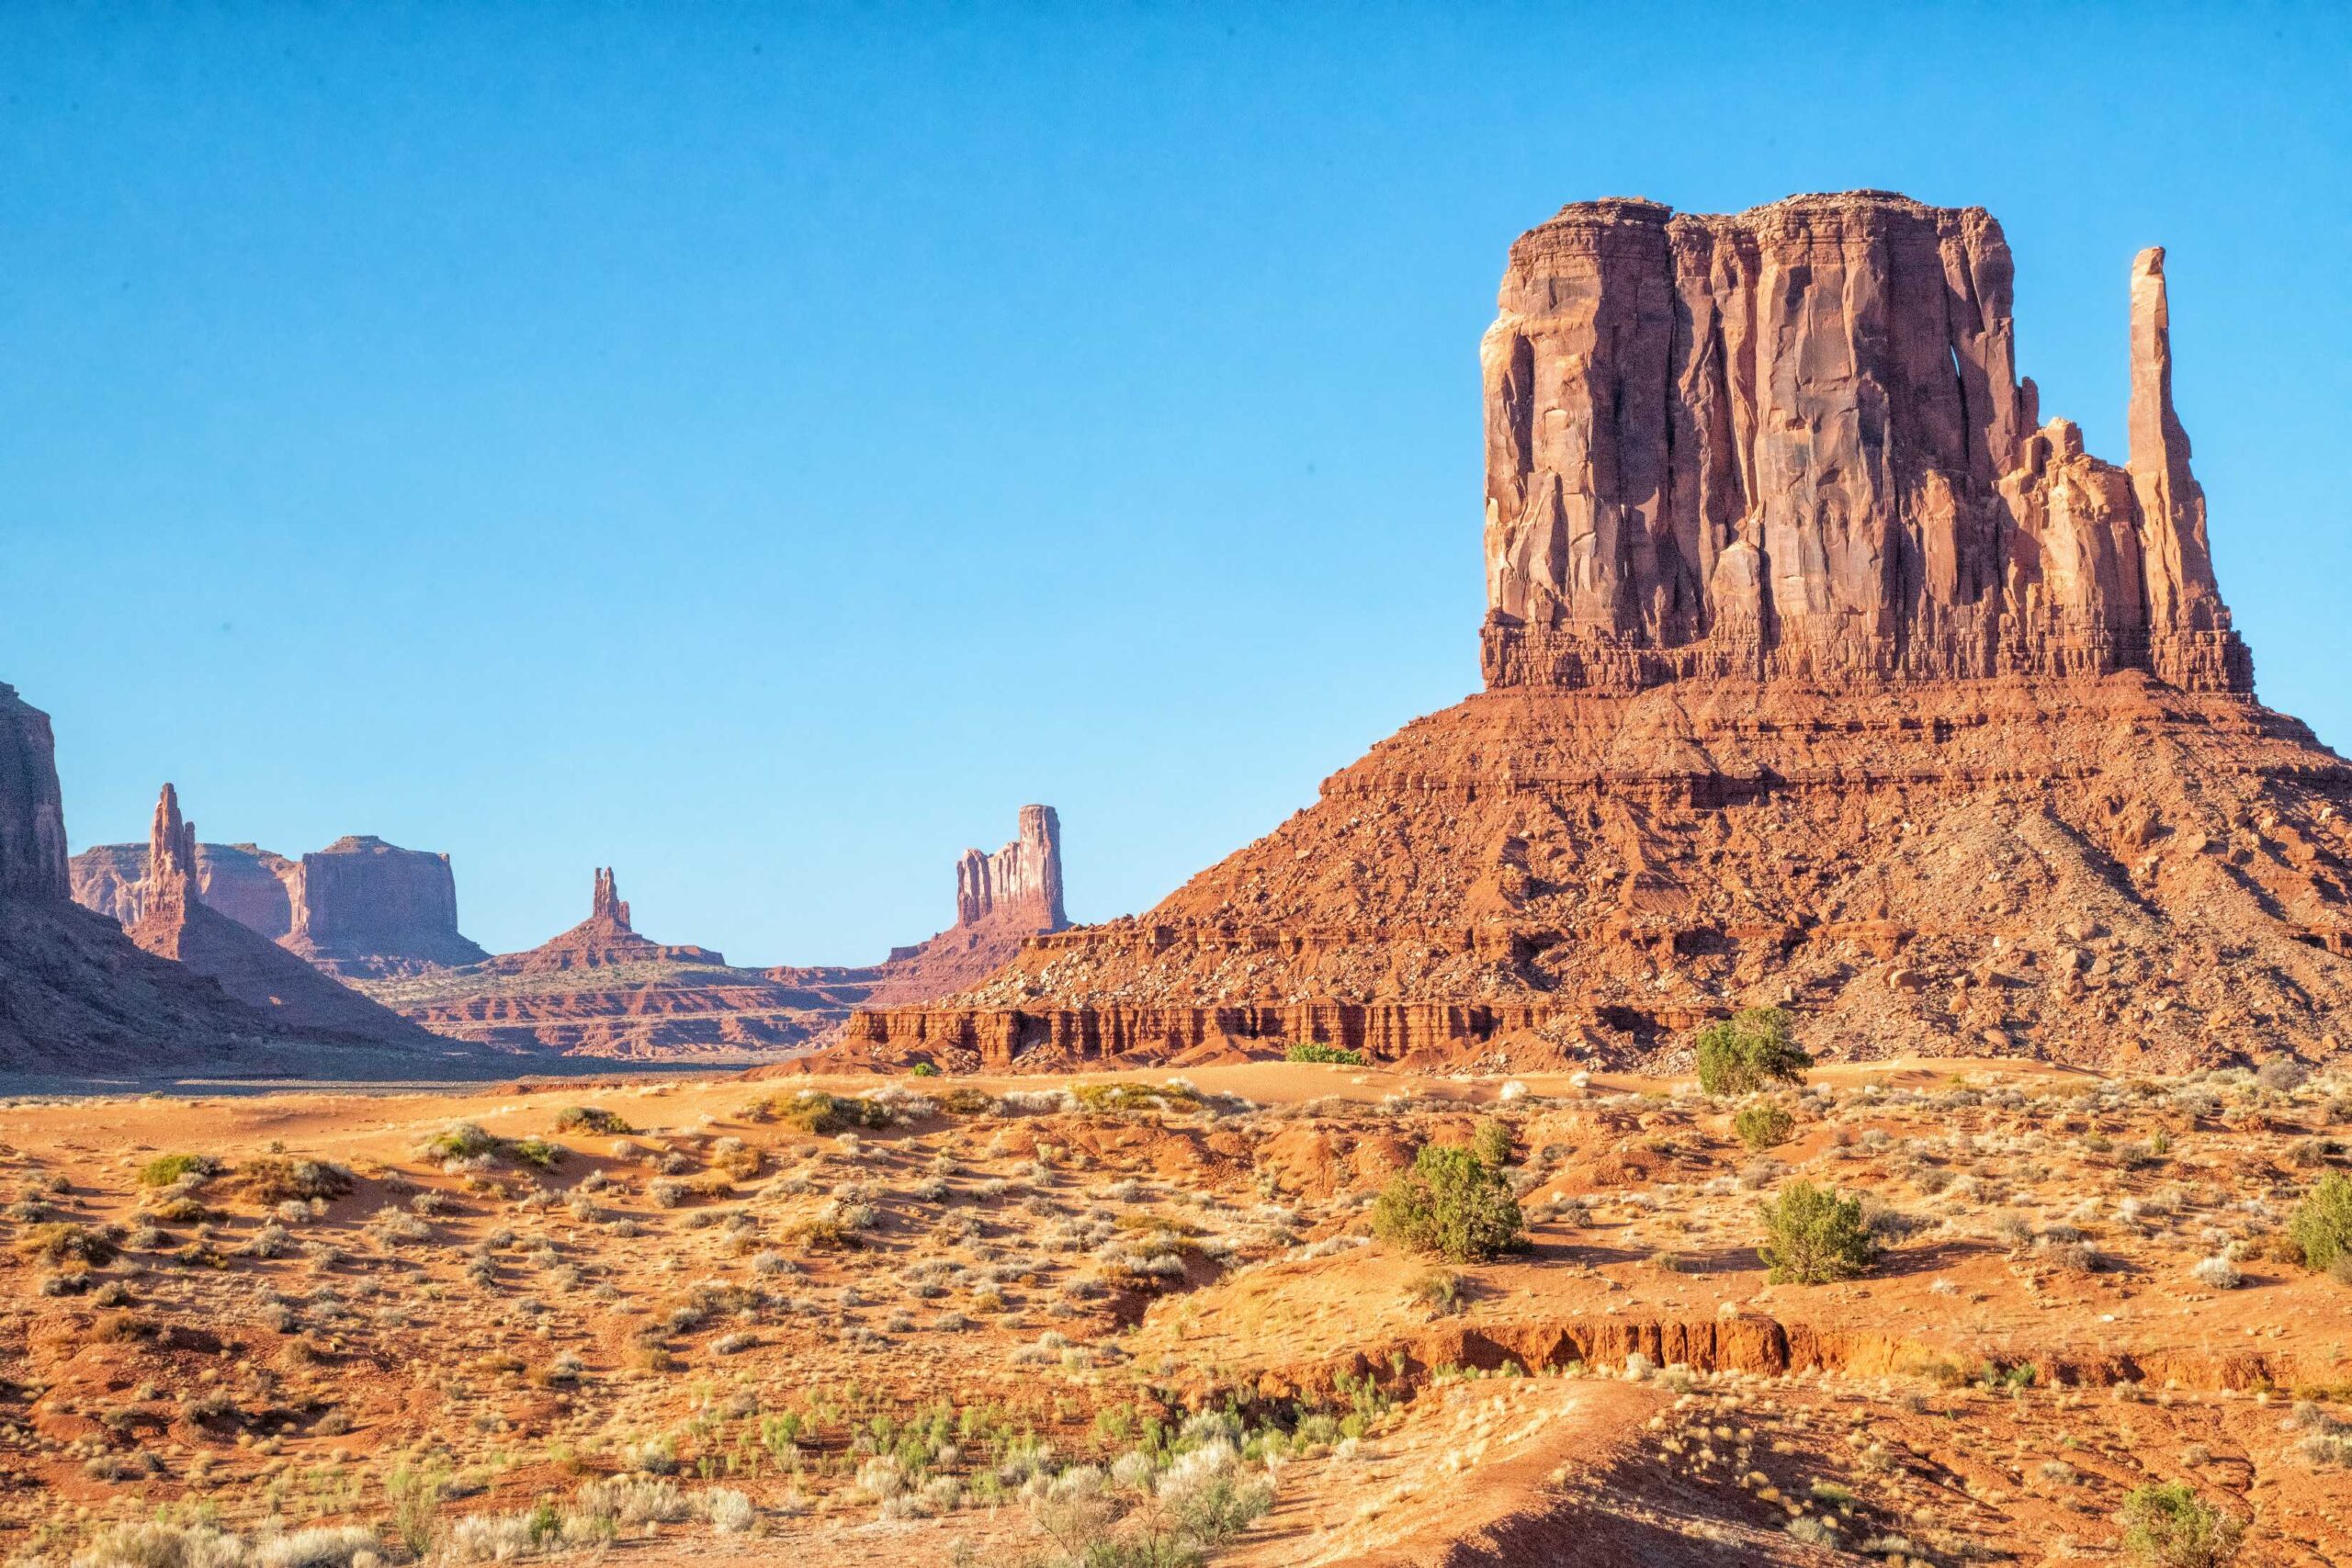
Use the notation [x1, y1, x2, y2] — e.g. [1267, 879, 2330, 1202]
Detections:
[6, 4, 2348, 963]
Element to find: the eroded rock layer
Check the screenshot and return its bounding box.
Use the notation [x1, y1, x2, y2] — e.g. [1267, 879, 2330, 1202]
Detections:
[120, 787, 444, 1046]
[72, 840, 296, 939]
[1478, 194, 2245, 695]
[2, 686, 490, 1077]
[843, 194, 2349, 1074]
[364, 810, 1074, 1059]
[284, 835, 489, 976]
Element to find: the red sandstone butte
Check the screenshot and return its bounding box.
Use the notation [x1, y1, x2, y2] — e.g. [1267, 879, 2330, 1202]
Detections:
[367, 810, 1072, 1060]
[842, 193, 2351, 1075]
[120, 785, 444, 1047]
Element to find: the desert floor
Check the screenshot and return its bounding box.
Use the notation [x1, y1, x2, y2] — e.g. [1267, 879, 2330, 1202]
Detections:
[2, 1056, 2348, 1566]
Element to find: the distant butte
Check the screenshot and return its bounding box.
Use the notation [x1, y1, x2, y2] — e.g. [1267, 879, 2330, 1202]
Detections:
[356, 810, 1072, 1060]
[843, 192, 2352, 1074]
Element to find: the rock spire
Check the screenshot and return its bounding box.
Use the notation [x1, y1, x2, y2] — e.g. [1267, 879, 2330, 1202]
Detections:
[956, 805, 1066, 930]
[591, 867, 631, 929]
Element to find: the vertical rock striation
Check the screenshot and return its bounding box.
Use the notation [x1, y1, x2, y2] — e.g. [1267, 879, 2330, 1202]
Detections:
[956, 805, 1068, 931]
[285, 836, 489, 975]
[0, 685, 70, 903]
[1478, 192, 2251, 694]
[842, 193, 2350, 1076]
[123, 786, 443, 1045]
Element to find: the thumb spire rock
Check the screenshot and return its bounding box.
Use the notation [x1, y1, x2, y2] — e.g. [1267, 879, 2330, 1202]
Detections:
[592, 867, 631, 930]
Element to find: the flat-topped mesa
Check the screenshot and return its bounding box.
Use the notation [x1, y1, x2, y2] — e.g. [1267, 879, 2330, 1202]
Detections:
[284, 835, 489, 973]
[121, 785, 442, 1046]
[955, 805, 1068, 931]
[1479, 191, 2252, 694]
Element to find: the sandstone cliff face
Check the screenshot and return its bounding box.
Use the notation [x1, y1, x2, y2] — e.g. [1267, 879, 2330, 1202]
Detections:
[1478, 193, 2250, 694]
[122, 786, 443, 1047]
[71, 840, 296, 938]
[285, 835, 489, 975]
[956, 806, 1068, 930]
[0, 685, 69, 903]
[1, 688, 484, 1077]
[841, 196, 2347, 1076]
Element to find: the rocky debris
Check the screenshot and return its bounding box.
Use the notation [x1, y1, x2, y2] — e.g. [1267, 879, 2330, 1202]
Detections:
[284, 835, 490, 976]
[1477, 191, 2250, 694]
[850, 195, 2347, 1074]
[956, 805, 1067, 929]
[70, 840, 296, 937]
[120, 785, 446, 1046]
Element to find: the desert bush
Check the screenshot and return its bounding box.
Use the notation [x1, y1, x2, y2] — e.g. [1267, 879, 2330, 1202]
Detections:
[236, 1158, 355, 1205]
[1471, 1118, 1514, 1168]
[70, 1521, 243, 1568]
[703, 1486, 755, 1532]
[1757, 1181, 1876, 1285]
[555, 1105, 633, 1135]
[1694, 1008, 1811, 1095]
[138, 1153, 220, 1189]
[573, 1473, 690, 1525]
[508, 1136, 563, 1170]
[1073, 1082, 1199, 1114]
[2118, 1482, 2242, 1567]
[766, 1091, 893, 1135]
[939, 1087, 1000, 1116]
[1372, 1145, 1524, 1263]
[1283, 1043, 1366, 1066]
[18, 1223, 119, 1266]
[2288, 1171, 2352, 1273]
[2256, 1058, 2310, 1092]
[2191, 1255, 2243, 1290]
[1735, 1101, 1795, 1151]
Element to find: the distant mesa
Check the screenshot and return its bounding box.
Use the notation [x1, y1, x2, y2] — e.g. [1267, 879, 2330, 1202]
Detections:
[358, 808, 1070, 1061]
[284, 835, 491, 976]
[1, 685, 493, 1077]
[73, 828, 489, 978]
[119, 784, 437, 1046]
[842, 192, 2352, 1075]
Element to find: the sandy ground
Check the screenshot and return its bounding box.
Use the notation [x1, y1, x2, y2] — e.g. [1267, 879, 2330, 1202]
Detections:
[1, 1057, 2347, 1566]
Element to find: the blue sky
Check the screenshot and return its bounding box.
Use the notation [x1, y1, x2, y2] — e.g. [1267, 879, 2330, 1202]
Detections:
[6, 4, 2348, 963]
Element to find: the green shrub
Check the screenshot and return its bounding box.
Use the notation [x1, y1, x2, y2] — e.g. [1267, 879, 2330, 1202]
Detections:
[1757, 1180, 1876, 1285]
[508, 1137, 563, 1170]
[1072, 1082, 1199, 1114]
[2289, 1171, 2352, 1274]
[1694, 1007, 1811, 1095]
[1471, 1119, 1514, 1168]
[1373, 1145, 1524, 1263]
[554, 1106, 632, 1135]
[236, 1157, 356, 1204]
[772, 1092, 893, 1135]
[1735, 1101, 1795, 1152]
[2118, 1482, 2242, 1567]
[417, 1122, 502, 1162]
[137, 1154, 219, 1189]
[1283, 1042, 1367, 1066]
[17, 1224, 118, 1266]
[910, 1062, 941, 1077]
